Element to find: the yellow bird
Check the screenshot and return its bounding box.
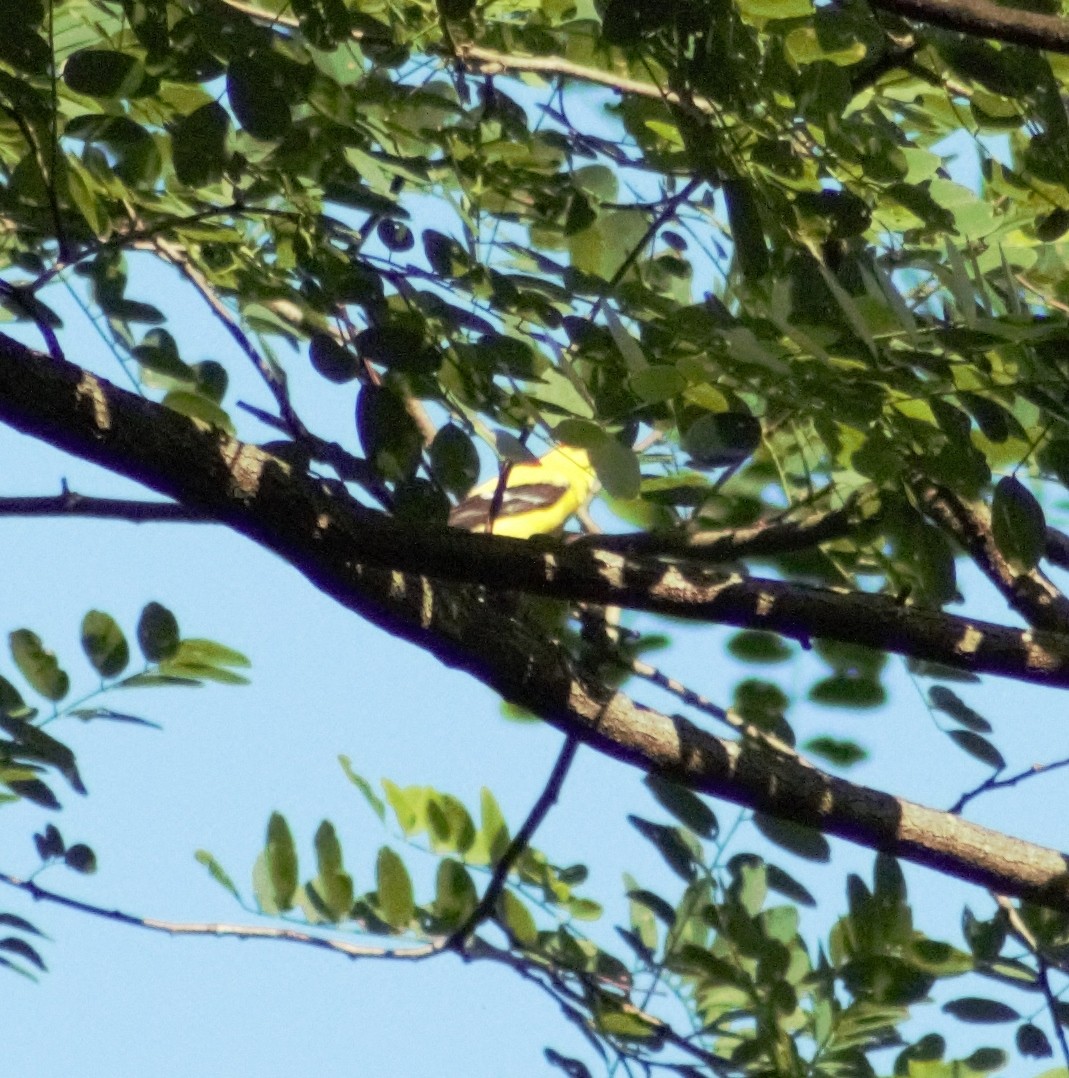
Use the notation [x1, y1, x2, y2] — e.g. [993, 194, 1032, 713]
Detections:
[448, 445, 597, 538]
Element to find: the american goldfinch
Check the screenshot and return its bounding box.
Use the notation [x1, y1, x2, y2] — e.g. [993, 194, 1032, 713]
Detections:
[448, 446, 597, 538]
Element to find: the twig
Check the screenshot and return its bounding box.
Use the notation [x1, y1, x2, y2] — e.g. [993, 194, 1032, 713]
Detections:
[220, 0, 717, 116]
[448, 735, 579, 950]
[0, 102, 69, 261]
[628, 656, 799, 760]
[0, 869, 439, 961]
[151, 236, 303, 435]
[995, 895, 1069, 1070]
[569, 494, 861, 562]
[0, 491, 210, 523]
[950, 754, 1069, 815]
[0, 280, 63, 361]
[149, 240, 385, 499]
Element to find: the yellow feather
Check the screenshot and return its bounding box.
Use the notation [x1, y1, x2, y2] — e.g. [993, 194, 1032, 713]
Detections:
[449, 446, 597, 538]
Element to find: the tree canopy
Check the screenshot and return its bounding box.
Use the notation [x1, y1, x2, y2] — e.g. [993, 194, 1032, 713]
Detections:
[7, 0, 1069, 1073]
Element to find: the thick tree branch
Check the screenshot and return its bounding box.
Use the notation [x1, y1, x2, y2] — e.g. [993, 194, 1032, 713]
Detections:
[2, 335, 1069, 904]
[7, 332, 1069, 693]
[870, 0, 1069, 54]
[6, 330, 1069, 693]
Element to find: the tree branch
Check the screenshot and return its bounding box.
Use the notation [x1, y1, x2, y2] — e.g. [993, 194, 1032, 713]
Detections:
[449, 735, 579, 950]
[0, 491, 209, 522]
[949, 754, 1069, 815]
[870, 0, 1069, 54]
[913, 474, 1069, 633]
[0, 869, 439, 961]
[5, 329, 1069, 695]
[3, 335, 1069, 904]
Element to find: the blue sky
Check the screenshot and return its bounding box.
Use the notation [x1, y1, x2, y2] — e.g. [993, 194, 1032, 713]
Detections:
[2, 144, 1069, 1076]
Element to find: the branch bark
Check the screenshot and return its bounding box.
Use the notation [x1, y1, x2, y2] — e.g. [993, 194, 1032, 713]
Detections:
[2, 334, 1069, 905]
[870, 0, 1069, 54]
[5, 332, 1069, 694]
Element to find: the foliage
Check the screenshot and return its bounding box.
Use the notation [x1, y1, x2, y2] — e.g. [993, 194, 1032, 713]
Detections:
[4, 0, 1069, 1073]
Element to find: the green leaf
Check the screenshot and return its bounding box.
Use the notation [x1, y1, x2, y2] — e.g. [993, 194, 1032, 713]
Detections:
[497, 889, 537, 947]
[171, 100, 228, 187]
[309, 332, 359, 383]
[809, 673, 886, 709]
[753, 813, 831, 862]
[628, 816, 698, 880]
[588, 438, 641, 500]
[942, 997, 1020, 1023]
[593, 1006, 661, 1041]
[644, 775, 718, 838]
[0, 913, 41, 936]
[63, 843, 97, 874]
[991, 476, 1046, 571]
[9, 630, 69, 701]
[430, 424, 480, 498]
[929, 686, 992, 733]
[162, 390, 234, 433]
[356, 384, 424, 482]
[477, 787, 510, 864]
[765, 864, 816, 907]
[169, 640, 248, 671]
[0, 936, 45, 971]
[227, 53, 293, 141]
[64, 49, 146, 98]
[727, 630, 792, 664]
[313, 820, 354, 920]
[683, 412, 762, 469]
[0, 676, 31, 719]
[1017, 1023, 1053, 1059]
[948, 729, 1005, 770]
[34, 823, 64, 859]
[80, 611, 129, 678]
[7, 778, 60, 809]
[195, 849, 241, 900]
[137, 602, 180, 662]
[265, 812, 298, 912]
[723, 179, 769, 279]
[433, 858, 477, 928]
[132, 328, 193, 380]
[628, 366, 685, 404]
[375, 846, 414, 929]
[338, 757, 385, 820]
[804, 736, 867, 767]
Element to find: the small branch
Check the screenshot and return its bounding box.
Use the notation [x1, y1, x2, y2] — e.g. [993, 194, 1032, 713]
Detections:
[150, 236, 304, 436]
[0, 491, 210, 523]
[996, 895, 1069, 1069]
[148, 240, 384, 499]
[950, 754, 1069, 815]
[628, 655, 798, 759]
[0, 102, 70, 261]
[1046, 526, 1069, 571]
[571, 494, 861, 562]
[912, 473, 1069, 633]
[221, 0, 716, 116]
[449, 736, 579, 950]
[0, 280, 64, 361]
[0, 870, 439, 961]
